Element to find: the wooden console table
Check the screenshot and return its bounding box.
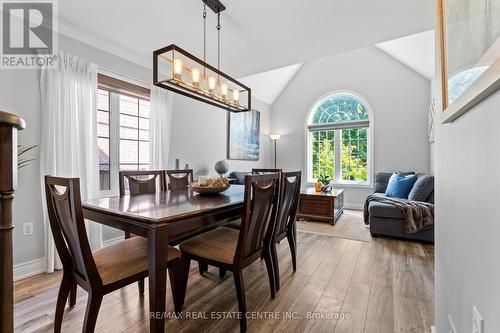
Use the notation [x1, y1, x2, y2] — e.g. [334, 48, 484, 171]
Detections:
[297, 188, 344, 225]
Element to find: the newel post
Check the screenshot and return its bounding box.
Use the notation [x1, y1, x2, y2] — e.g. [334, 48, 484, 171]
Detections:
[0, 111, 26, 333]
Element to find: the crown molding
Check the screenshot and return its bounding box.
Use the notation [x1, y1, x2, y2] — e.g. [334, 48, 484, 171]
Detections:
[57, 19, 152, 70]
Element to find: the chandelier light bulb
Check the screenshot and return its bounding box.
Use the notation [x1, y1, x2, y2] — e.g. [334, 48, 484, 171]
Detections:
[220, 84, 228, 98]
[191, 68, 200, 87]
[232, 89, 240, 104]
[208, 76, 216, 94]
[173, 58, 183, 80]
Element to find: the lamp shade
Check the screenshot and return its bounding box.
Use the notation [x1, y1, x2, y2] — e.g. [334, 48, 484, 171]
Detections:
[270, 134, 281, 141]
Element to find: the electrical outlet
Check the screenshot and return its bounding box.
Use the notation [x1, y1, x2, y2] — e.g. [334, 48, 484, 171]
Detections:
[473, 306, 484, 333]
[22, 222, 33, 236]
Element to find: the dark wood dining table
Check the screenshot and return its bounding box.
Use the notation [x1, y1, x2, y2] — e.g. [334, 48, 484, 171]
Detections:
[82, 185, 245, 332]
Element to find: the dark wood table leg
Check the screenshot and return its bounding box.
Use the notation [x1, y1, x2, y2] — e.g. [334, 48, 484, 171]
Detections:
[148, 227, 169, 333]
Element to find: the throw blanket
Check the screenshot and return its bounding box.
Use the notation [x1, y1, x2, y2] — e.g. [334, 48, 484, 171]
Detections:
[363, 195, 434, 234]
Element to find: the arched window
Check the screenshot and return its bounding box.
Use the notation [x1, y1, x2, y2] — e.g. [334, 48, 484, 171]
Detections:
[307, 92, 371, 185]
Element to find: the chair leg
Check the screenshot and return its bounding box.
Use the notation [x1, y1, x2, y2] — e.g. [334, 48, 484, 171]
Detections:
[179, 255, 191, 308]
[262, 247, 276, 299]
[69, 281, 77, 306]
[168, 260, 183, 315]
[198, 261, 208, 275]
[219, 268, 227, 279]
[138, 279, 145, 295]
[287, 228, 297, 272]
[82, 292, 103, 333]
[233, 270, 247, 332]
[54, 271, 73, 333]
[270, 243, 280, 292]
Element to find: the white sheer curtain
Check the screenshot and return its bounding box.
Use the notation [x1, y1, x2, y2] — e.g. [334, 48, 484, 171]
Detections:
[40, 52, 101, 273]
[149, 87, 174, 169]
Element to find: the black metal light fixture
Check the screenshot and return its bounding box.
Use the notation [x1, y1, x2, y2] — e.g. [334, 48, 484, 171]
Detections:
[153, 0, 251, 112]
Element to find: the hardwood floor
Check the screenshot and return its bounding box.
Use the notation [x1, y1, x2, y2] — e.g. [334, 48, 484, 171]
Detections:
[13, 231, 434, 333]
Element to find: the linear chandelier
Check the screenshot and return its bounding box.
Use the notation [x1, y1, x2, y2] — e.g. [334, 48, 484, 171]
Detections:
[153, 0, 251, 112]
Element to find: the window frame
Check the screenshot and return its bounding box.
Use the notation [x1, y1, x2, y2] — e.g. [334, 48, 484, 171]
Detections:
[97, 72, 151, 196]
[305, 90, 374, 188]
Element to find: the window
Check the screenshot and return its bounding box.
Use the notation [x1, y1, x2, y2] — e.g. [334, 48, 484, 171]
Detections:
[307, 92, 371, 185]
[97, 74, 151, 192]
[98, 89, 111, 190]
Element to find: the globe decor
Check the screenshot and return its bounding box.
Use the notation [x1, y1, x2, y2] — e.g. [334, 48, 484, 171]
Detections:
[215, 160, 229, 176]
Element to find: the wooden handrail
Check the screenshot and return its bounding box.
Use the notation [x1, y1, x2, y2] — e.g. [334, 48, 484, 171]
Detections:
[0, 110, 26, 333]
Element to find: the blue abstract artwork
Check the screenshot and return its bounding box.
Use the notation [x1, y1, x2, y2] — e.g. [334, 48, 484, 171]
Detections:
[228, 110, 260, 161]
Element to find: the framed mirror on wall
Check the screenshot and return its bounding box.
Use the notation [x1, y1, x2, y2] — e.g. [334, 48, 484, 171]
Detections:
[438, 0, 500, 123]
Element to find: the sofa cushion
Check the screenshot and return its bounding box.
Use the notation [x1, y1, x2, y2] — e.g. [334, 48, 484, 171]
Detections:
[408, 174, 434, 202]
[228, 171, 250, 185]
[368, 199, 406, 219]
[384, 172, 417, 199]
[374, 171, 415, 193]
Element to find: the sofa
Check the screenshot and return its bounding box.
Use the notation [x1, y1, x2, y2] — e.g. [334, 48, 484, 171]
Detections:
[228, 171, 250, 185]
[367, 172, 434, 243]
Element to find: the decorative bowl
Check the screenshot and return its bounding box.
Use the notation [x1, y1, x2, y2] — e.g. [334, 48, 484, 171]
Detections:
[190, 184, 230, 195]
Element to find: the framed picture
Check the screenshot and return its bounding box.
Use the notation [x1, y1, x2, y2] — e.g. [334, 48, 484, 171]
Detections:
[227, 110, 260, 161]
[438, 0, 500, 123]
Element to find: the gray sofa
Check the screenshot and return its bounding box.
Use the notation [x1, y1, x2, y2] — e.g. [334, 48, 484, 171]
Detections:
[367, 172, 434, 243]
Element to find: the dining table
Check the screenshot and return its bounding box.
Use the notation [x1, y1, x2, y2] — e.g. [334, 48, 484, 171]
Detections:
[82, 185, 245, 332]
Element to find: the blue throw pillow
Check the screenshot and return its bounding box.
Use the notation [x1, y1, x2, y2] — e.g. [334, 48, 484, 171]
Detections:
[384, 172, 418, 199]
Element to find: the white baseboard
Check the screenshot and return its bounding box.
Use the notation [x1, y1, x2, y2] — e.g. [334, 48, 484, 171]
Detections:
[14, 257, 46, 281]
[13, 236, 124, 282]
[102, 235, 124, 247]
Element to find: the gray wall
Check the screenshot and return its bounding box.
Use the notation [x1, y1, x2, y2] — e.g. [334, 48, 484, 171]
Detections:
[271, 46, 431, 208]
[168, 94, 272, 177]
[0, 70, 45, 265]
[435, 90, 500, 332]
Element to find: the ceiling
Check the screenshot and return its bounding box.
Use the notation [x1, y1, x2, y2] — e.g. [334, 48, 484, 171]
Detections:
[58, 0, 435, 78]
[375, 30, 435, 79]
[239, 63, 302, 105]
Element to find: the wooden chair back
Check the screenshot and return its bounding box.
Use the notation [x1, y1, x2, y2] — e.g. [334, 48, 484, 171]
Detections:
[235, 173, 280, 266]
[274, 171, 301, 240]
[44, 176, 101, 286]
[119, 170, 166, 196]
[252, 168, 282, 174]
[166, 169, 193, 190]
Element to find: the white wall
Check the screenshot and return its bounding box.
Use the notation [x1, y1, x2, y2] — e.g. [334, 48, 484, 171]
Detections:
[169, 94, 272, 177]
[271, 46, 431, 208]
[435, 92, 500, 331]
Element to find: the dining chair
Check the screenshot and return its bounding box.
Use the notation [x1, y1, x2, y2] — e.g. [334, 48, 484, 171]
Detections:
[118, 170, 166, 196]
[224, 169, 283, 232]
[221, 172, 301, 293]
[220, 169, 283, 233]
[45, 176, 182, 333]
[251, 168, 283, 174]
[166, 169, 194, 190]
[270, 171, 301, 291]
[178, 173, 280, 332]
[118, 170, 167, 293]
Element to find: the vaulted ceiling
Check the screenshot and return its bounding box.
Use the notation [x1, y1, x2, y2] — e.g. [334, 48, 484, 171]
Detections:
[376, 30, 435, 79]
[58, 0, 435, 78]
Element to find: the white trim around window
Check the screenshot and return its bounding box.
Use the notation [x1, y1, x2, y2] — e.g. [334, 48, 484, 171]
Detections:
[304, 90, 374, 188]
